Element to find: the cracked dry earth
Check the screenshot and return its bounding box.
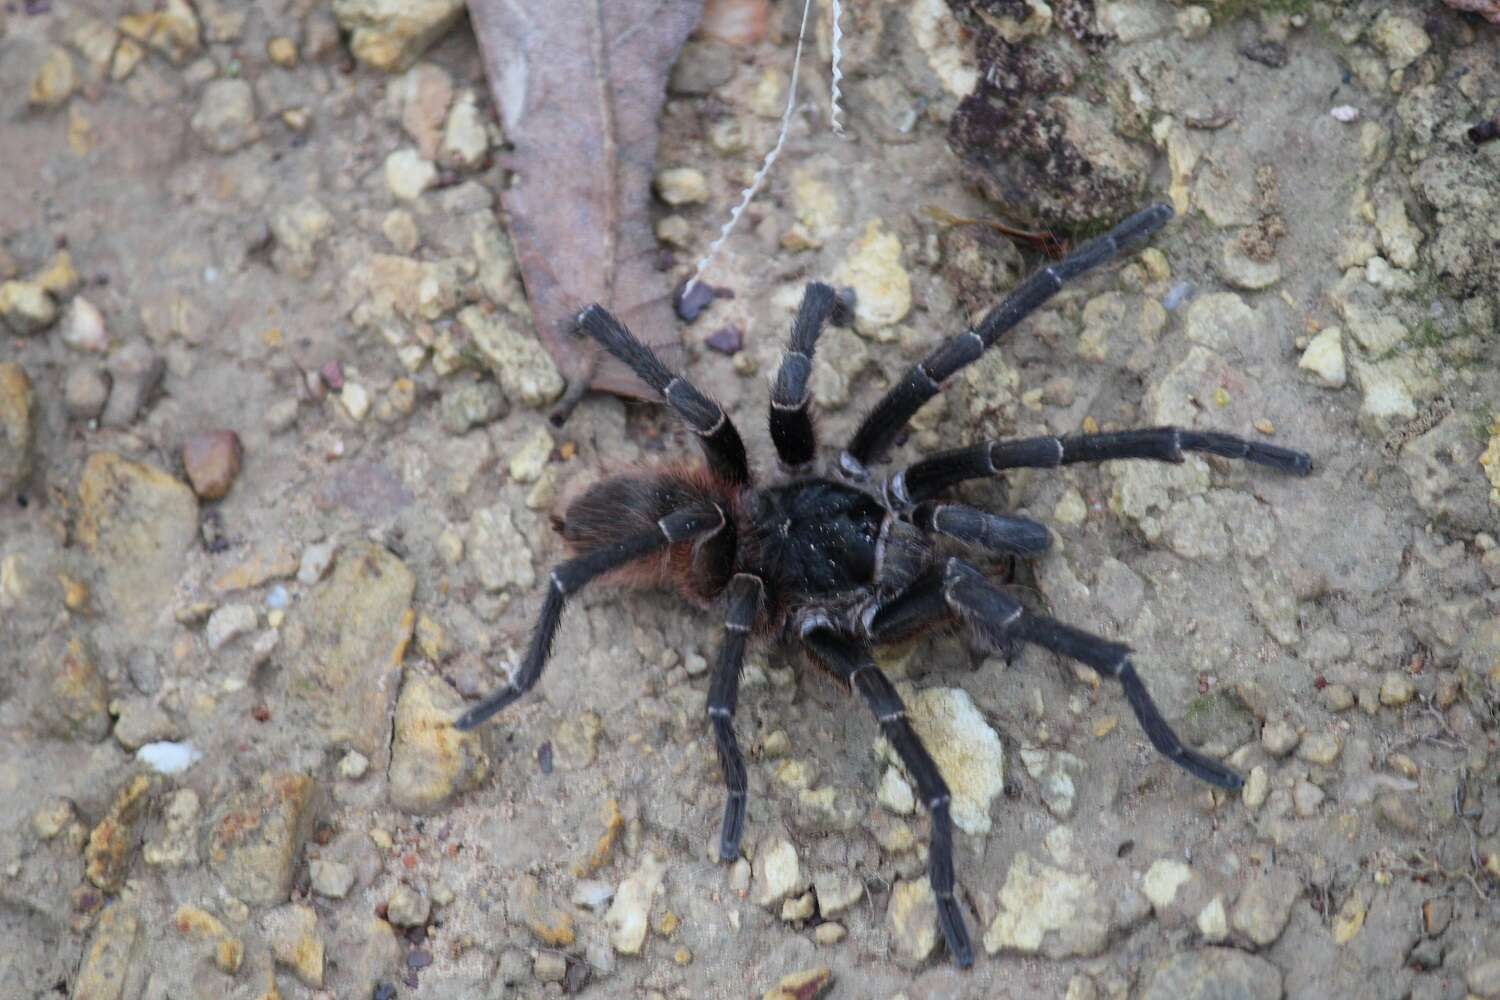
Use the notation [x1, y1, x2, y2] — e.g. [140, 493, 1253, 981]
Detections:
[2, 0, 1499, 998]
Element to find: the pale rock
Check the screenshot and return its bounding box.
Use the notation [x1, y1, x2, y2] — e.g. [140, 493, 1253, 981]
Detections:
[752, 838, 801, 907]
[1298, 328, 1347, 388]
[1142, 860, 1194, 911]
[191, 79, 258, 153]
[984, 853, 1112, 958]
[60, 296, 109, 352]
[837, 220, 912, 334]
[606, 853, 667, 955]
[886, 878, 938, 966]
[468, 504, 535, 592]
[332, 0, 466, 73]
[507, 425, 553, 484]
[654, 167, 710, 206]
[385, 148, 437, 200]
[441, 90, 490, 169]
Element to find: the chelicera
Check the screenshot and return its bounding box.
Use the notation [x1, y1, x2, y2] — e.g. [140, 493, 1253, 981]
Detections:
[455, 203, 1312, 966]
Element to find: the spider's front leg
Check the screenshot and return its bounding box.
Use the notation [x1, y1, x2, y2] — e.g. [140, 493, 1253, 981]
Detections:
[454, 504, 727, 731]
[869, 558, 1243, 791]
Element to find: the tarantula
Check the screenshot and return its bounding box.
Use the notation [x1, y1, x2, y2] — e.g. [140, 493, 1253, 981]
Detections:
[455, 203, 1312, 967]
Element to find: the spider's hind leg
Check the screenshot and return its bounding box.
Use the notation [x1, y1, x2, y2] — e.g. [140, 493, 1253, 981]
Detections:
[868, 559, 1242, 791]
[801, 617, 976, 968]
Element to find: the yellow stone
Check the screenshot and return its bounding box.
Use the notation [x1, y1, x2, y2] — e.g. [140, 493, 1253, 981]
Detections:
[60, 573, 90, 612]
[36, 250, 80, 297]
[1332, 891, 1366, 944]
[572, 798, 625, 876]
[1479, 419, 1500, 507]
[29, 45, 77, 109]
[86, 775, 153, 891]
[267, 36, 298, 67]
[172, 904, 244, 973]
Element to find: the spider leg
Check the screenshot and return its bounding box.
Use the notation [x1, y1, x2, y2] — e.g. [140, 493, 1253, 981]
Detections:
[576, 306, 751, 486]
[707, 573, 764, 861]
[769, 283, 854, 471]
[842, 203, 1173, 474]
[891, 427, 1312, 506]
[454, 504, 728, 731]
[909, 500, 1052, 557]
[868, 559, 1243, 791]
[800, 617, 974, 968]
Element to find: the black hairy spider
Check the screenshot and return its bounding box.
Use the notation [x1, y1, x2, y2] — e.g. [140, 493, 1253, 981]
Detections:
[455, 203, 1313, 967]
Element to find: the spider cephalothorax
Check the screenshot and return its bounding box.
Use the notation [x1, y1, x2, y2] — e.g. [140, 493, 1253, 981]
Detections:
[455, 204, 1313, 967]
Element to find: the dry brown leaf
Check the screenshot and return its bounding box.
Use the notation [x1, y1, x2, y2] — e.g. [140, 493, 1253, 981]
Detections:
[469, 0, 705, 402]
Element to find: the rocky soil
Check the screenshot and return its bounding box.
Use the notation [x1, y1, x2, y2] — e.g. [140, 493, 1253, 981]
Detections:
[2, 0, 1498, 998]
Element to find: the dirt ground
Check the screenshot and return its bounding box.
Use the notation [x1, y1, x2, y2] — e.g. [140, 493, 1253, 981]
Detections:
[2, 1, 1499, 998]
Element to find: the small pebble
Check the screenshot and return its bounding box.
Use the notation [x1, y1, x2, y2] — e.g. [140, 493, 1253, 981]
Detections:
[182, 430, 243, 500]
[1330, 105, 1360, 123]
[1378, 671, 1415, 706]
[1297, 732, 1342, 765]
[60, 297, 109, 353]
[310, 859, 355, 898]
[534, 951, 567, 983]
[298, 541, 337, 585]
[340, 383, 371, 421]
[339, 750, 370, 780]
[386, 884, 430, 927]
[267, 36, 298, 67]
[813, 922, 845, 945]
[205, 603, 257, 650]
[674, 279, 722, 322]
[63, 365, 111, 421]
[385, 149, 438, 201]
[705, 325, 743, 355]
[654, 167, 710, 205]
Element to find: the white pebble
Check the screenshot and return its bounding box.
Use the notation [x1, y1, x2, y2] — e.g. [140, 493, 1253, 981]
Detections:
[1330, 105, 1360, 123]
[137, 741, 203, 774]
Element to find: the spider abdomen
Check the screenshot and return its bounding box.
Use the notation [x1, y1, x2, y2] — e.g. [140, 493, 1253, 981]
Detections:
[561, 467, 741, 602]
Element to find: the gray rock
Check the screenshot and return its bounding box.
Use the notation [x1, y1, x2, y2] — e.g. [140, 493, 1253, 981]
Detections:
[1399, 413, 1492, 535]
[440, 378, 507, 435]
[206, 603, 257, 650]
[1230, 868, 1300, 947]
[1141, 948, 1284, 1000]
[101, 341, 165, 428]
[1218, 236, 1282, 290]
[191, 79, 259, 153]
[112, 698, 179, 750]
[467, 504, 535, 592]
[270, 196, 335, 279]
[457, 305, 564, 408]
[310, 859, 356, 898]
[63, 364, 111, 421]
